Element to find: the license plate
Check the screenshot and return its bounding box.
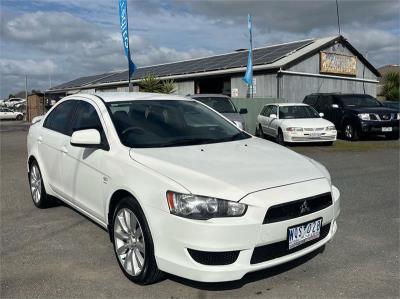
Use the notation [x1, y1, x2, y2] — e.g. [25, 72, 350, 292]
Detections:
[310, 133, 321, 137]
[288, 218, 322, 250]
[382, 127, 392, 132]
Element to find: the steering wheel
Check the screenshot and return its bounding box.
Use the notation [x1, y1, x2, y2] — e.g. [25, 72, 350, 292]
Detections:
[121, 126, 146, 135]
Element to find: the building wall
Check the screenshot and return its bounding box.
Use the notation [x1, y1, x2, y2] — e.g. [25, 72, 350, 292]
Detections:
[288, 43, 376, 80]
[280, 75, 377, 102]
[231, 74, 277, 98]
[280, 42, 378, 102]
[173, 80, 194, 96]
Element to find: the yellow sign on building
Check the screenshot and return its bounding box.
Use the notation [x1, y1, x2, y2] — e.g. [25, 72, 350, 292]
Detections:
[320, 52, 357, 76]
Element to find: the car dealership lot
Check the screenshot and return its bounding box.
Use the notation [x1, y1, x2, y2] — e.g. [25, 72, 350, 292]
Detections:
[1, 122, 399, 298]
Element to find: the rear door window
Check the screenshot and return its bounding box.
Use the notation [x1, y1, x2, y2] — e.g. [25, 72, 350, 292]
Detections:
[43, 100, 77, 135]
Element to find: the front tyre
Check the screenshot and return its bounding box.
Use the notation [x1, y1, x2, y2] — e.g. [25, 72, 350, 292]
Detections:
[29, 161, 52, 208]
[344, 123, 359, 141]
[276, 129, 285, 145]
[16, 114, 23, 120]
[111, 197, 163, 285]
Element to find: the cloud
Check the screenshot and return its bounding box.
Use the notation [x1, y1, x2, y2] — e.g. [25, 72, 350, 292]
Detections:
[0, 9, 214, 97]
[0, 0, 399, 98]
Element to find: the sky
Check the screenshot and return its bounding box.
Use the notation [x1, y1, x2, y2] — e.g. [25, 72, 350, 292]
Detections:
[0, 0, 399, 98]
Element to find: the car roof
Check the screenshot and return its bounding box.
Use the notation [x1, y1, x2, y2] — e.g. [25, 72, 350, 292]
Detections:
[265, 103, 309, 107]
[67, 92, 192, 103]
[308, 93, 374, 97]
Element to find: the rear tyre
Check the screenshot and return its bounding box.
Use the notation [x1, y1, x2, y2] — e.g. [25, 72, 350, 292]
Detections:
[16, 114, 23, 120]
[344, 123, 359, 141]
[29, 161, 52, 208]
[111, 197, 164, 285]
[276, 129, 285, 145]
[386, 132, 399, 140]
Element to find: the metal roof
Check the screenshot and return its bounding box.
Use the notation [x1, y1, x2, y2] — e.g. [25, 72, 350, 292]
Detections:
[50, 38, 313, 91]
[48, 35, 380, 93]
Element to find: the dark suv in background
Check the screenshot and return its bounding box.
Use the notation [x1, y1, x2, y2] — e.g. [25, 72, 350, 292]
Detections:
[303, 93, 399, 140]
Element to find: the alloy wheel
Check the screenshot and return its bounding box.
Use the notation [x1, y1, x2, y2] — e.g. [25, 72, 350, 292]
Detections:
[345, 124, 353, 139]
[114, 208, 146, 276]
[30, 165, 42, 203]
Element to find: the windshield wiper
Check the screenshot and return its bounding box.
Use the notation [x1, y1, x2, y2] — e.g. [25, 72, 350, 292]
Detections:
[158, 137, 220, 147]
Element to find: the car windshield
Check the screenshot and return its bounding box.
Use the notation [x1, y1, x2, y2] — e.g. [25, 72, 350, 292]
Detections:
[107, 100, 250, 148]
[279, 105, 320, 119]
[382, 101, 399, 110]
[194, 97, 237, 113]
[340, 95, 382, 108]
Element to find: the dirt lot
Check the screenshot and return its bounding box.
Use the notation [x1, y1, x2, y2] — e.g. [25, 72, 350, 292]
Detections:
[1, 121, 399, 298]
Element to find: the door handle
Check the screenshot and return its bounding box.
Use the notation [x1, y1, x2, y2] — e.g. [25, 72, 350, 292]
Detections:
[37, 136, 43, 143]
[61, 146, 68, 154]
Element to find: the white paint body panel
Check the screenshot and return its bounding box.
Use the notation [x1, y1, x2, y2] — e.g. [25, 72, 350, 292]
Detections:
[27, 92, 340, 283]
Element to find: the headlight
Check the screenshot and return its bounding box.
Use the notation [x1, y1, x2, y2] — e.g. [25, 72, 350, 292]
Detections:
[397, 113, 400, 120]
[326, 126, 336, 131]
[233, 121, 244, 130]
[358, 113, 370, 120]
[286, 127, 303, 132]
[166, 191, 247, 220]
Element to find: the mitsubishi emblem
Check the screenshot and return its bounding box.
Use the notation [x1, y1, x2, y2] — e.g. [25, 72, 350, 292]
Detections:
[300, 200, 311, 215]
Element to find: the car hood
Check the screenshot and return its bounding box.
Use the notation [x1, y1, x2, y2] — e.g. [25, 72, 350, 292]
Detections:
[221, 112, 245, 123]
[129, 137, 326, 201]
[281, 118, 334, 128]
[347, 106, 398, 114]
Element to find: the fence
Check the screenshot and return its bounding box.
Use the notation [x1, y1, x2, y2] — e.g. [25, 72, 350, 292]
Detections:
[231, 98, 285, 134]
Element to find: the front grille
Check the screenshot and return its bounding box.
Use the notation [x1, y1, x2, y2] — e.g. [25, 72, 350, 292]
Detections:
[187, 249, 240, 265]
[263, 192, 332, 224]
[250, 223, 331, 264]
[291, 136, 335, 141]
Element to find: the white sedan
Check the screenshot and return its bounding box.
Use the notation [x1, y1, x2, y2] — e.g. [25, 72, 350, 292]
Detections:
[256, 103, 337, 145]
[27, 92, 340, 284]
[0, 108, 23, 120]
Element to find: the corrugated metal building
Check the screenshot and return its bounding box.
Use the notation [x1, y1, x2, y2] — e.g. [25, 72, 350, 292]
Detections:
[47, 35, 380, 102]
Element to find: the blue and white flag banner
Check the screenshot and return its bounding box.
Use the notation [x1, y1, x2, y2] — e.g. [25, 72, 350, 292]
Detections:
[119, 0, 136, 78]
[243, 14, 253, 86]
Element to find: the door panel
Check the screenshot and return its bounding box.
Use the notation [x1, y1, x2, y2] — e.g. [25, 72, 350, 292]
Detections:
[38, 128, 65, 194]
[60, 100, 108, 220]
[266, 105, 278, 136]
[39, 100, 77, 195]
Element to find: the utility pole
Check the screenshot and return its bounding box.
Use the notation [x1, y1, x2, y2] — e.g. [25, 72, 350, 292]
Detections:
[25, 74, 28, 121]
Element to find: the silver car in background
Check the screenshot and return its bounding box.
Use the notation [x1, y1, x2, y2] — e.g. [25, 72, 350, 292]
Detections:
[190, 94, 248, 130]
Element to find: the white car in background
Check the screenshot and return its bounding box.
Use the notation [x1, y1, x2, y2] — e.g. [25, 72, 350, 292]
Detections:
[27, 92, 340, 284]
[256, 103, 337, 145]
[0, 108, 23, 120]
[1, 98, 26, 108]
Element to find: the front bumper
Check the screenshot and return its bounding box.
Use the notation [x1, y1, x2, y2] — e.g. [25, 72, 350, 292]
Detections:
[146, 179, 340, 282]
[359, 120, 399, 135]
[283, 130, 337, 143]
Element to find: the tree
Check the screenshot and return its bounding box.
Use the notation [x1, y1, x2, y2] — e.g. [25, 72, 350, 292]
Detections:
[382, 71, 399, 101]
[138, 74, 176, 94]
[160, 79, 176, 94]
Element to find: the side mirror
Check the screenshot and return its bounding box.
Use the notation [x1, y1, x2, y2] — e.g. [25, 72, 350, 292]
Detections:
[319, 112, 324, 117]
[239, 108, 248, 114]
[331, 104, 339, 109]
[70, 129, 102, 149]
[270, 113, 277, 119]
[31, 115, 44, 124]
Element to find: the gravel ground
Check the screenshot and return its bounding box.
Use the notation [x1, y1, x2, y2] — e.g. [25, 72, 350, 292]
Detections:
[1, 121, 399, 298]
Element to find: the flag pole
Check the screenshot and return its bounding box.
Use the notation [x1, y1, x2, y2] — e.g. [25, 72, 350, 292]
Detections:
[250, 21, 253, 99]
